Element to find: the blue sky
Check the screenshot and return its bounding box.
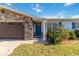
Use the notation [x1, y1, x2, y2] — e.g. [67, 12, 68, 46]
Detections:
[0, 3, 79, 18]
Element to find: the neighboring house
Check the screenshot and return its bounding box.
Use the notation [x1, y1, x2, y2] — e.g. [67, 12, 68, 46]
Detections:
[0, 7, 79, 40]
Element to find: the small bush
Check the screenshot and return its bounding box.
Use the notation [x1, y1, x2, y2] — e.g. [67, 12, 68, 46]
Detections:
[47, 30, 62, 44]
[47, 27, 76, 44]
[69, 31, 76, 39]
[58, 27, 70, 39]
[47, 27, 69, 44]
[74, 30, 79, 38]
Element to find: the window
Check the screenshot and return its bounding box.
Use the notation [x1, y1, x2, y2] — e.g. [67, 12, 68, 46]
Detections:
[74, 22, 79, 29]
[72, 22, 75, 29]
[47, 22, 51, 28]
[53, 22, 59, 28]
[59, 22, 62, 27]
[47, 22, 59, 30]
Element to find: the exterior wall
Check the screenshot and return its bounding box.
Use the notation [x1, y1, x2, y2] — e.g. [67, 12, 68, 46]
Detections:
[0, 8, 33, 40]
[0, 9, 27, 22]
[47, 21, 79, 30]
[47, 21, 73, 30]
[61, 21, 79, 30]
[62, 22, 73, 30]
[47, 19, 79, 30]
[24, 18, 33, 40]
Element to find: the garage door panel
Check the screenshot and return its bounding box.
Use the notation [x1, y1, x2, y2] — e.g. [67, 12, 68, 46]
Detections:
[0, 23, 24, 39]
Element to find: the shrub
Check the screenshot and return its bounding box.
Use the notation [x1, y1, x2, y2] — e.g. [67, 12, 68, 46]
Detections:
[74, 30, 79, 38]
[58, 27, 70, 39]
[69, 31, 76, 39]
[47, 27, 76, 44]
[47, 27, 70, 44]
[47, 30, 62, 44]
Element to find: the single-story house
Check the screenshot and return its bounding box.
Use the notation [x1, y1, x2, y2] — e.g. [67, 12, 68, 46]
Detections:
[0, 7, 79, 40]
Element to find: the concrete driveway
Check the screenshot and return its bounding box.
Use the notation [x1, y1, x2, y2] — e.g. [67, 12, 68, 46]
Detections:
[0, 39, 35, 56]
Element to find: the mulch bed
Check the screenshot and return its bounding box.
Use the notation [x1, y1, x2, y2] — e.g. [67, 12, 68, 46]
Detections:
[61, 39, 79, 45]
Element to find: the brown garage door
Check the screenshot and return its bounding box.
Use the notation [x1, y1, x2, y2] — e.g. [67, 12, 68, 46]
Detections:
[0, 22, 24, 39]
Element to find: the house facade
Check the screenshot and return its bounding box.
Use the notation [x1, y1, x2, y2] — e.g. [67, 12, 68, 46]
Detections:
[36, 19, 79, 40]
[0, 7, 79, 40]
[0, 7, 34, 40]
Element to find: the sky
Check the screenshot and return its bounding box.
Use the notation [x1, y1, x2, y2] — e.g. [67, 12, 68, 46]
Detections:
[0, 3, 79, 18]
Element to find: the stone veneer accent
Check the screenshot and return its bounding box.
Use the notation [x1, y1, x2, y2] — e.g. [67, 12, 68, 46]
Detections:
[24, 18, 33, 40]
[0, 7, 33, 40]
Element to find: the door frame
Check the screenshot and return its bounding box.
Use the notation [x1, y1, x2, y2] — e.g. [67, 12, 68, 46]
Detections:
[33, 22, 42, 38]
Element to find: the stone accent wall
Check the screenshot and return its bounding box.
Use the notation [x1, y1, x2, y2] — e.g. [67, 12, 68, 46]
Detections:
[24, 18, 33, 40]
[0, 8, 26, 22]
[0, 8, 33, 22]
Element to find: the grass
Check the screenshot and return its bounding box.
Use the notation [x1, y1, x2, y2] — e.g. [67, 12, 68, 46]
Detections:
[10, 40, 79, 56]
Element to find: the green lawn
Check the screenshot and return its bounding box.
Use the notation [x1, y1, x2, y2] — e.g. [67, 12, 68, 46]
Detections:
[10, 42, 79, 56]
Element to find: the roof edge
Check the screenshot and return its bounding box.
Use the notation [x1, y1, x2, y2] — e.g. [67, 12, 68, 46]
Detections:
[0, 6, 40, 19]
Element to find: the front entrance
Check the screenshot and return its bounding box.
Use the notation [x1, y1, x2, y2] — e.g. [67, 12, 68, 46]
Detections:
[33, 22, 42, 38]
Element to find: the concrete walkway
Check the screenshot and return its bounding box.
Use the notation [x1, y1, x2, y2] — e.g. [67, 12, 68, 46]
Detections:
[0, 40, 35, 56]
